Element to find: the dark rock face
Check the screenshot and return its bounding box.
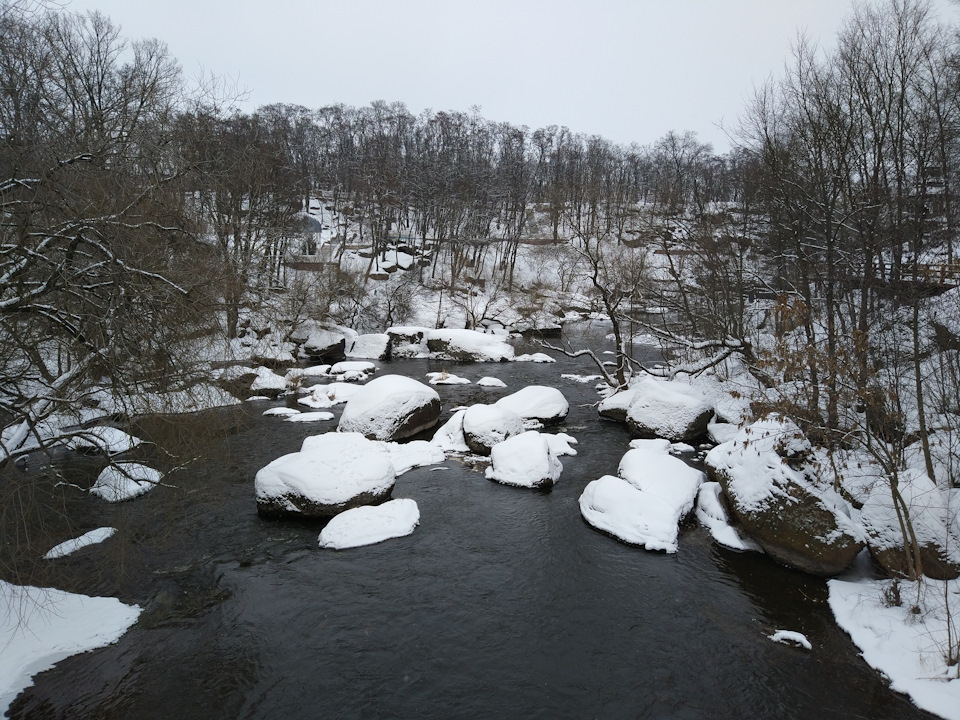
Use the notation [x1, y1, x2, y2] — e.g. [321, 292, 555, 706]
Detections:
[869, 544, 960, 581]
[385, 327, 428, 359]
[710, 465, 864, 576]
[392, 397, 442, 441]
[302, 331, 346, 362]
[255, 487, 393, 519]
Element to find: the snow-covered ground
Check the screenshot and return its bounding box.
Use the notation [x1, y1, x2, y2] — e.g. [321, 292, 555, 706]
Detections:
[0, 582, 140, 716]
[829, 576, 960, 719]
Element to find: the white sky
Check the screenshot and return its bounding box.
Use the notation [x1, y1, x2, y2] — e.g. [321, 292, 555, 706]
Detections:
[70, 0, 958, 153]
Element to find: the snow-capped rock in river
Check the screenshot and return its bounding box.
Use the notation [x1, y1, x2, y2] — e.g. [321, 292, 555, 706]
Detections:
[426, 328, 515, 362]
[43, 527, 117, 560]
[255, 432, 396, 518]
[301, 327, 347, 361]
[90, 462, 163, 502]
[493, 385, 569, 425]
[462, 404, 524, 455]
[297, 381, 362, 409]
[386, 326, 429, 358]
[346, 333, 390, 360]
[68, 426, 143, 455]
[250, 366, 288, 398]
[623, 377, 713, 443]
[329, 360, 376, 382]
[338, 374, 441, 441]
[485, 430, 562, 490]
[318, 498, 420, 550]
[705, 417, 864, 576]
[579, 441, 704, 553]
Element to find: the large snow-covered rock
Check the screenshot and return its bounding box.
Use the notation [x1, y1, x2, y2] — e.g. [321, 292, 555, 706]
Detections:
[861, 469, 960, 580]
[255, 432, 396, 518]
[301, 328, 347, 361]
[579, 442, 704, 553]
[623, 378, 713, 442]
[318, 498, 420, 550]
[386, 326, 429, 359]
[485, 431, 562, 490]
[580, 476, 668, 550]
[494, 385, 569, 425]
[250, 366, 288, 398]
[426, 329, 515, 362]
[597, 386, 640, 423]
[90, 463, 163, 502]
[346, 333, 390, 360]
[462, 404, 524, 455]
[705, 417, 863, 576]
[338, 375, 441, 441]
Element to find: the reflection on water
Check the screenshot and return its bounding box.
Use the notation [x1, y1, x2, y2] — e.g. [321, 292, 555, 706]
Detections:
[8, 325, 935, 719]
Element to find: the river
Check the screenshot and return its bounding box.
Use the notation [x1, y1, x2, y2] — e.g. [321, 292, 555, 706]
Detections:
[7, 325, 935, 719]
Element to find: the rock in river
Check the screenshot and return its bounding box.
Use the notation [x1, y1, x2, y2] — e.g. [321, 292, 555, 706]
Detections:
[462, 404, 524, 455]
[338, 374, 441, 441]
[255, 432, 396, 518]
[705, 417, 864, 576]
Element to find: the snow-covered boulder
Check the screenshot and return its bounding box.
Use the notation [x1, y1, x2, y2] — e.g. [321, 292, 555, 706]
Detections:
[302, 328, 347, 361]
[297, 382, 362, 409]
[338, 375, 441, 441]
[705, 417, 863, 576]
[597, 386, 640, 423]
[68, 427, 142, 455]
[251, 335, 297, 369]
[860, 469, 960, 580]
[386, 326, 429, 358]
[430, 409, 470, 453]
[255, 432, 396, 518]
[477, 376, 507, 388]
[373, 440, 445, 475]
[90, 463, 163, 502]
[425, 371, 471, 385]
[623, 378, 713, 443]
[346, 333, 390, 360]
[485, 431, 562, 490]
[513, 352, 555, 363]
[250, 366, 288, 398]
[462, 404, 524, 455]
[329, 360, 376, 382]
[263, 406, 301, 417]
[426, 329, 515, 362]
[318, 498, 420, 550]
[579, 443, 704, 553]
[494, 386, 569, 426]
[580, 476, 668, 550]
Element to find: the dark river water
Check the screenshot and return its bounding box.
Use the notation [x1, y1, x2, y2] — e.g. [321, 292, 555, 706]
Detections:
[7, 324, 935, 719]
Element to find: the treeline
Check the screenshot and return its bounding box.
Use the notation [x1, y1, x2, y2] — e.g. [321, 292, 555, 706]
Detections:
[4, 0, 960, 487]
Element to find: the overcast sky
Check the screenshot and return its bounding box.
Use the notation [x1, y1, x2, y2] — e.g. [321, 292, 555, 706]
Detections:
[71, 0, 957, 153]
